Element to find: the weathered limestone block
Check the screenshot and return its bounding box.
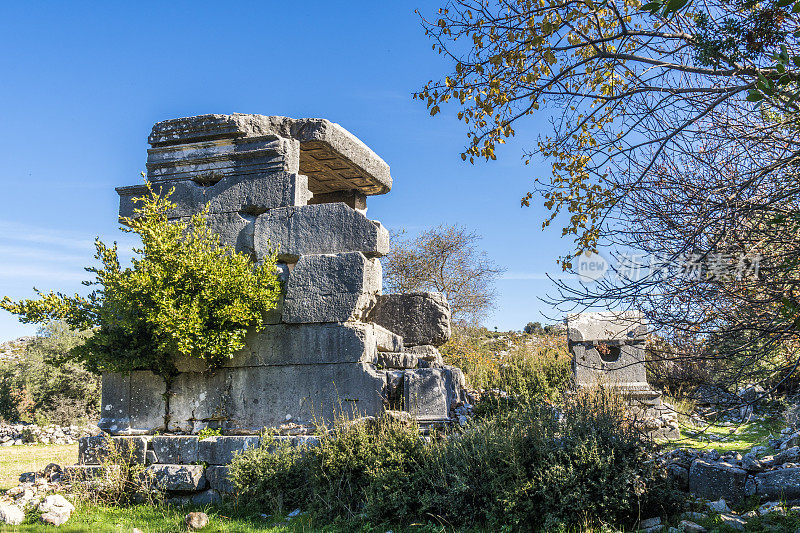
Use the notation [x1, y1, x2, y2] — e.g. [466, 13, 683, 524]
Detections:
[282, 252, 381, 323]
[688, 459, 748, 503]
[117, 172, 310, 220]
[253, 203, 389, 262]
[98, 373, 129, 435]
[174, 322, 388, 372]
[78, 436, 107, 465]
[754, 467, 800, 499]
[78, 435, 149, 465]
[145, 464, 207, 491]
[147, 114, 392, 196]
[195, 212, 256, 256]
[567, 312, 649, 390]
[570, 343, 649, 390]
[198, 436, 261, 465]
[404, 368, 450, 422]
[377, 353, 419, 369]
[148, 132, 301, 183]
[368, 292, 451, 347]
[374, 324, 403, 353]
[406, 345, 445, 365]
[309, 190, 367, 212]
[63, 465, 110, 481]
[441, 365, 466, 406]
[205, 465, 236, 494]
[98, 371, 166, 436]
[230, 322, 379, 366]
[167, 363, 386, 433]
[152, 436, 199, 464]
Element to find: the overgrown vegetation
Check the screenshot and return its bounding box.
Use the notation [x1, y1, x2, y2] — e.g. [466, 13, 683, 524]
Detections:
[231, 389, 680, 531]
[440, 325, 572, 404]
[0, 183, 282, 378]
[0, 322, 99, 425]
[73, 437, 162, 507]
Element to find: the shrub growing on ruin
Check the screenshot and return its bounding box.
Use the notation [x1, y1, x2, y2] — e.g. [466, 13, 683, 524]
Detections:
[0, 183, 282, 377]
[230, 391, 680, 529]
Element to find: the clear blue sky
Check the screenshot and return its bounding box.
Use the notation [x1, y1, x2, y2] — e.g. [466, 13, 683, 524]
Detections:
[0, 1, 573, 342]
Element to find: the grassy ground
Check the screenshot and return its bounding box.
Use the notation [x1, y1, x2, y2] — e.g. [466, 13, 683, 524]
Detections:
[0, 503, 458, 532]
[662, 416, 784, 453]
[0, 444, 76, 490]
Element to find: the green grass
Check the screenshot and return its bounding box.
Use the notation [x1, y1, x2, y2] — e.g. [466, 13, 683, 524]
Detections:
[0, 444, 77, 490]
[660, 416, 784, 453]
[0, 503, 458, 533]
[1, 504, 304, 532]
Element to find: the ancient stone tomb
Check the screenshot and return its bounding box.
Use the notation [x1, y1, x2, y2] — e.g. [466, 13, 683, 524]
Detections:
[567, 311, 678, 439]
[99, 114, 466, 437]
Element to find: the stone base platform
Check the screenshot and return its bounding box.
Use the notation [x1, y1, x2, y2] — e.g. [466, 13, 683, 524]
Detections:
[69, 434, 322, 500]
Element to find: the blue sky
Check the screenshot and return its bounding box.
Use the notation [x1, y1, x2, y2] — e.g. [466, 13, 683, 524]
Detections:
[0, 1, 575, 341]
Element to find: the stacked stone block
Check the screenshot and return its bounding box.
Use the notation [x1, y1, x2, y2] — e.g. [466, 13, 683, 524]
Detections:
[67, 434, 319, 501]
[97, 114, 464, 440]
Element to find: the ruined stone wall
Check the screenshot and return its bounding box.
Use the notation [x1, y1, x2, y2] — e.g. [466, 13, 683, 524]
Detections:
[98, 114, 466, 437]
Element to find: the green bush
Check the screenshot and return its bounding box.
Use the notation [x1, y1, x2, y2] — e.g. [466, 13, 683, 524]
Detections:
[0, 322, 99, 425]
[230, 391, 680, 530]
[1, 182, 282, 377]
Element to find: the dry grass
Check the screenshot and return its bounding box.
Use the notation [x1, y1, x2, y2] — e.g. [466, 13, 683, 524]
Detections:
[0, 443, 76, 490]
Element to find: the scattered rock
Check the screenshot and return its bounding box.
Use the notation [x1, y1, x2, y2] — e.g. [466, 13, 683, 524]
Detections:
[185, 511, 209, 530]
[38, 494, 74, 526]
[287, 508, 301, 518]
[0, 503, 25, 525]
[680, 512, 708, 521]
[41, 511, 70, 527]
[641, 517, 661, 528]
[719, 513, 746, 531]
[706, 498, 730, 514]
[640, 516, 663, 532]
[775, 446, 800, 465]
[679, 520, 707, 533]
[759, 501, 785, 515]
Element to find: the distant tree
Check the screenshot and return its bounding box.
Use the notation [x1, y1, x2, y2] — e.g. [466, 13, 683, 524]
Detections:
[383, 224, 504, 323]
[0, 321, 99, 424]
[524, 322, 544, 335]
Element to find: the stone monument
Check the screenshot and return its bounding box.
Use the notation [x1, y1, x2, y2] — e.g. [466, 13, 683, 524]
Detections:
[567, 311, 678, 439]
[70, 114, 467, 498]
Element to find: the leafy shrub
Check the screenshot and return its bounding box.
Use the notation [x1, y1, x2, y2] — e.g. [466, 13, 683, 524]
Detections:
[230, 390, 680, 530]
[197, 427, 223, 440]
[229, 437, 311, 513]
[0, 322, 99, 424]
[230, 419, 427, 519]
[1, 183, 282, 377]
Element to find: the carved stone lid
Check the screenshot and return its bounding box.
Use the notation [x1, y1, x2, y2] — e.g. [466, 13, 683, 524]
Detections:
[147, 113, 392, 196]
[566, 311, 647, 342]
